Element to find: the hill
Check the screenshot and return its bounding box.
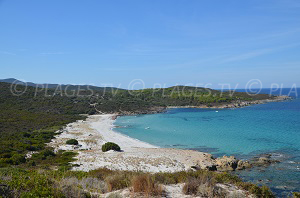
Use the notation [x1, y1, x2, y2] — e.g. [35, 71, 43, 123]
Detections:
[0, 78, 123, 91]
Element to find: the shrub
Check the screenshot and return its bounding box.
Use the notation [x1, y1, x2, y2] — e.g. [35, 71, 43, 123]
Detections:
[89, 168, 114, 180]
[236, 182, 275, 198]
[41, 149, 56, 157]
[294, 192, 300, 198]
[105, 173, 130, 192]
[182, 174, 218, 197]
[11, 154, 26, 165]
[131, 174, 164, 196]
[58, 177, 94, 198]
[66, 139, 79, 145]
[182, 178, 199, 195]
[102, 142, 121, 152]
[261, 186, 275, 198]
[0, 184, 12, 197]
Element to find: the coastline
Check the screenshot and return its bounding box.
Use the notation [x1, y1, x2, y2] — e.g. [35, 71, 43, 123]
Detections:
[47, 96, 292, 173]
[48, 114, 250, 172]
[115, 95, 292, 116]
[167, 95, 291, 109]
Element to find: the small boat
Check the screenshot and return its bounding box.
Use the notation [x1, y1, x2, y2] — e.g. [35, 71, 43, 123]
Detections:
[215, 111, 219, 112]
[145, 127, 150, 129]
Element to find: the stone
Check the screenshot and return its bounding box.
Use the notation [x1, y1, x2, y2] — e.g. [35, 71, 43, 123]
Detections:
[215, 156, 238, 171]
[236, 160, 252, 170]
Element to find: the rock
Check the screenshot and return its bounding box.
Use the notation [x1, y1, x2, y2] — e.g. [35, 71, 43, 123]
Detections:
[191, 165, 200, 170]
[252, 155, 280, 166]
[215, 156, 238, 171]
[207, 165, 217, 171]
[236, 160, 252, 170]
[214, 156, 252, 171]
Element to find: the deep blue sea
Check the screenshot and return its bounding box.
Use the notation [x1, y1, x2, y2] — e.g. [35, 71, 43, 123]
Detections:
[114, 88, 300, 196]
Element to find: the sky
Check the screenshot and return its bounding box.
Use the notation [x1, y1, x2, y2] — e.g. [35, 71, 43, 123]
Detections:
[0, 0, 300, 89]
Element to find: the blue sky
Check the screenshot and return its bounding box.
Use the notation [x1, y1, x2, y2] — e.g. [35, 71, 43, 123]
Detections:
[0, 0, 300, 89]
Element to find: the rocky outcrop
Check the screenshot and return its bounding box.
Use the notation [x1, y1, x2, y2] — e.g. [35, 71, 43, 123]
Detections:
[214, 156, 251, 171]
[211, 153, 281, 172]
[251, 154, 280, 166]
[236, 160, 252, 170]
[168, 95, 292, 109]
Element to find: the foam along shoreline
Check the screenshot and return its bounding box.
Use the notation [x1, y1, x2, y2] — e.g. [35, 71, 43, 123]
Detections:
[48, 114, 219, 172]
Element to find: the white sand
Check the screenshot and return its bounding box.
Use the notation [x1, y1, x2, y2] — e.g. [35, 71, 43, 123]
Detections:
[48, 114, 215, 172]
[90, 114, 156, 150]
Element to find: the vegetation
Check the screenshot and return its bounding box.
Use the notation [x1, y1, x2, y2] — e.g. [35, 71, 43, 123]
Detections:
[0, 82, 275, 115]
[66, 139, 79, 145]
[131, 174, 164, 196]
[102, 142, 121, 152]
[294, 192, 300, 198]
[0, 81, 280, 197]
[0, 167, 275, 197]
[1, 81, 273, 168]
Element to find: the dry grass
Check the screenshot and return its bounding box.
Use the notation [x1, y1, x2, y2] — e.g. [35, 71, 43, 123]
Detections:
[105, 173, 131, 192]
[182, 173, 228, 197]
[57, 176, 106, 197]
[82, 139, 98, 144]
[131, 174, 164, 197]
[182, 177, 199, 195]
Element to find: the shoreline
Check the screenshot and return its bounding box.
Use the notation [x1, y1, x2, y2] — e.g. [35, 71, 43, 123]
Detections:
[47, 97, 292, 173]
[167, 95, 291, 109]
[48, 114, 250, 172]
[115, 95, 292, 116]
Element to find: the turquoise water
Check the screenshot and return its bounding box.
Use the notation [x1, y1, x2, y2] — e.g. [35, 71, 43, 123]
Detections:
[114, 88, 300, 195]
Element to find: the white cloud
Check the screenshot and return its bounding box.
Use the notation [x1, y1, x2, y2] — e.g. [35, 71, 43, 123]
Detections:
[221, 43, 300, 63]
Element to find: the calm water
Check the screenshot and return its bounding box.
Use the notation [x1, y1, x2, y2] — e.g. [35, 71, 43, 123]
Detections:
[114, 88, 300, 196]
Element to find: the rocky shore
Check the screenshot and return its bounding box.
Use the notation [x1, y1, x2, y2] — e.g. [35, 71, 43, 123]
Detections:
[167, 95, 291, 109]
[108, 95, 291, 117]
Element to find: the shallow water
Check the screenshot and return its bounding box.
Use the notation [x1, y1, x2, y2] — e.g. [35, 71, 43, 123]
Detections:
[114, 88, 300, 196]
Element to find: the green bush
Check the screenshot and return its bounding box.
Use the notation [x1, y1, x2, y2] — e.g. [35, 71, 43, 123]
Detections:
[11, 154, 26, 165]
[293, 192, 300, 198]
[102, 142, 121, 152]
[66, 139, 79, 145]
[41, 149, 56, 157]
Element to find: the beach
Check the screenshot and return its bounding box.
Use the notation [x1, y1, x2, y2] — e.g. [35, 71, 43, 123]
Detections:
[48, 114, 217, 172]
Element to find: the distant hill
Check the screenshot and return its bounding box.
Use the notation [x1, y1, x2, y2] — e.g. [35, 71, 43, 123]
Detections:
[0, 78, 123, 91]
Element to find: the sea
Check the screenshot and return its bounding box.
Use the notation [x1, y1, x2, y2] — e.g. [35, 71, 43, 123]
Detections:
[114, 88, 300, 196]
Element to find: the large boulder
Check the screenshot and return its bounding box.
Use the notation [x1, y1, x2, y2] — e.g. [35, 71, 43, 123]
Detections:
[215, 156, 238, 171]
[214, 156, 251, 171]
[236, 160, 252, 170]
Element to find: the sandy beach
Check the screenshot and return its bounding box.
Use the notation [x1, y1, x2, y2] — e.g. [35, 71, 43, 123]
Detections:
[48, 114, 217, 172]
